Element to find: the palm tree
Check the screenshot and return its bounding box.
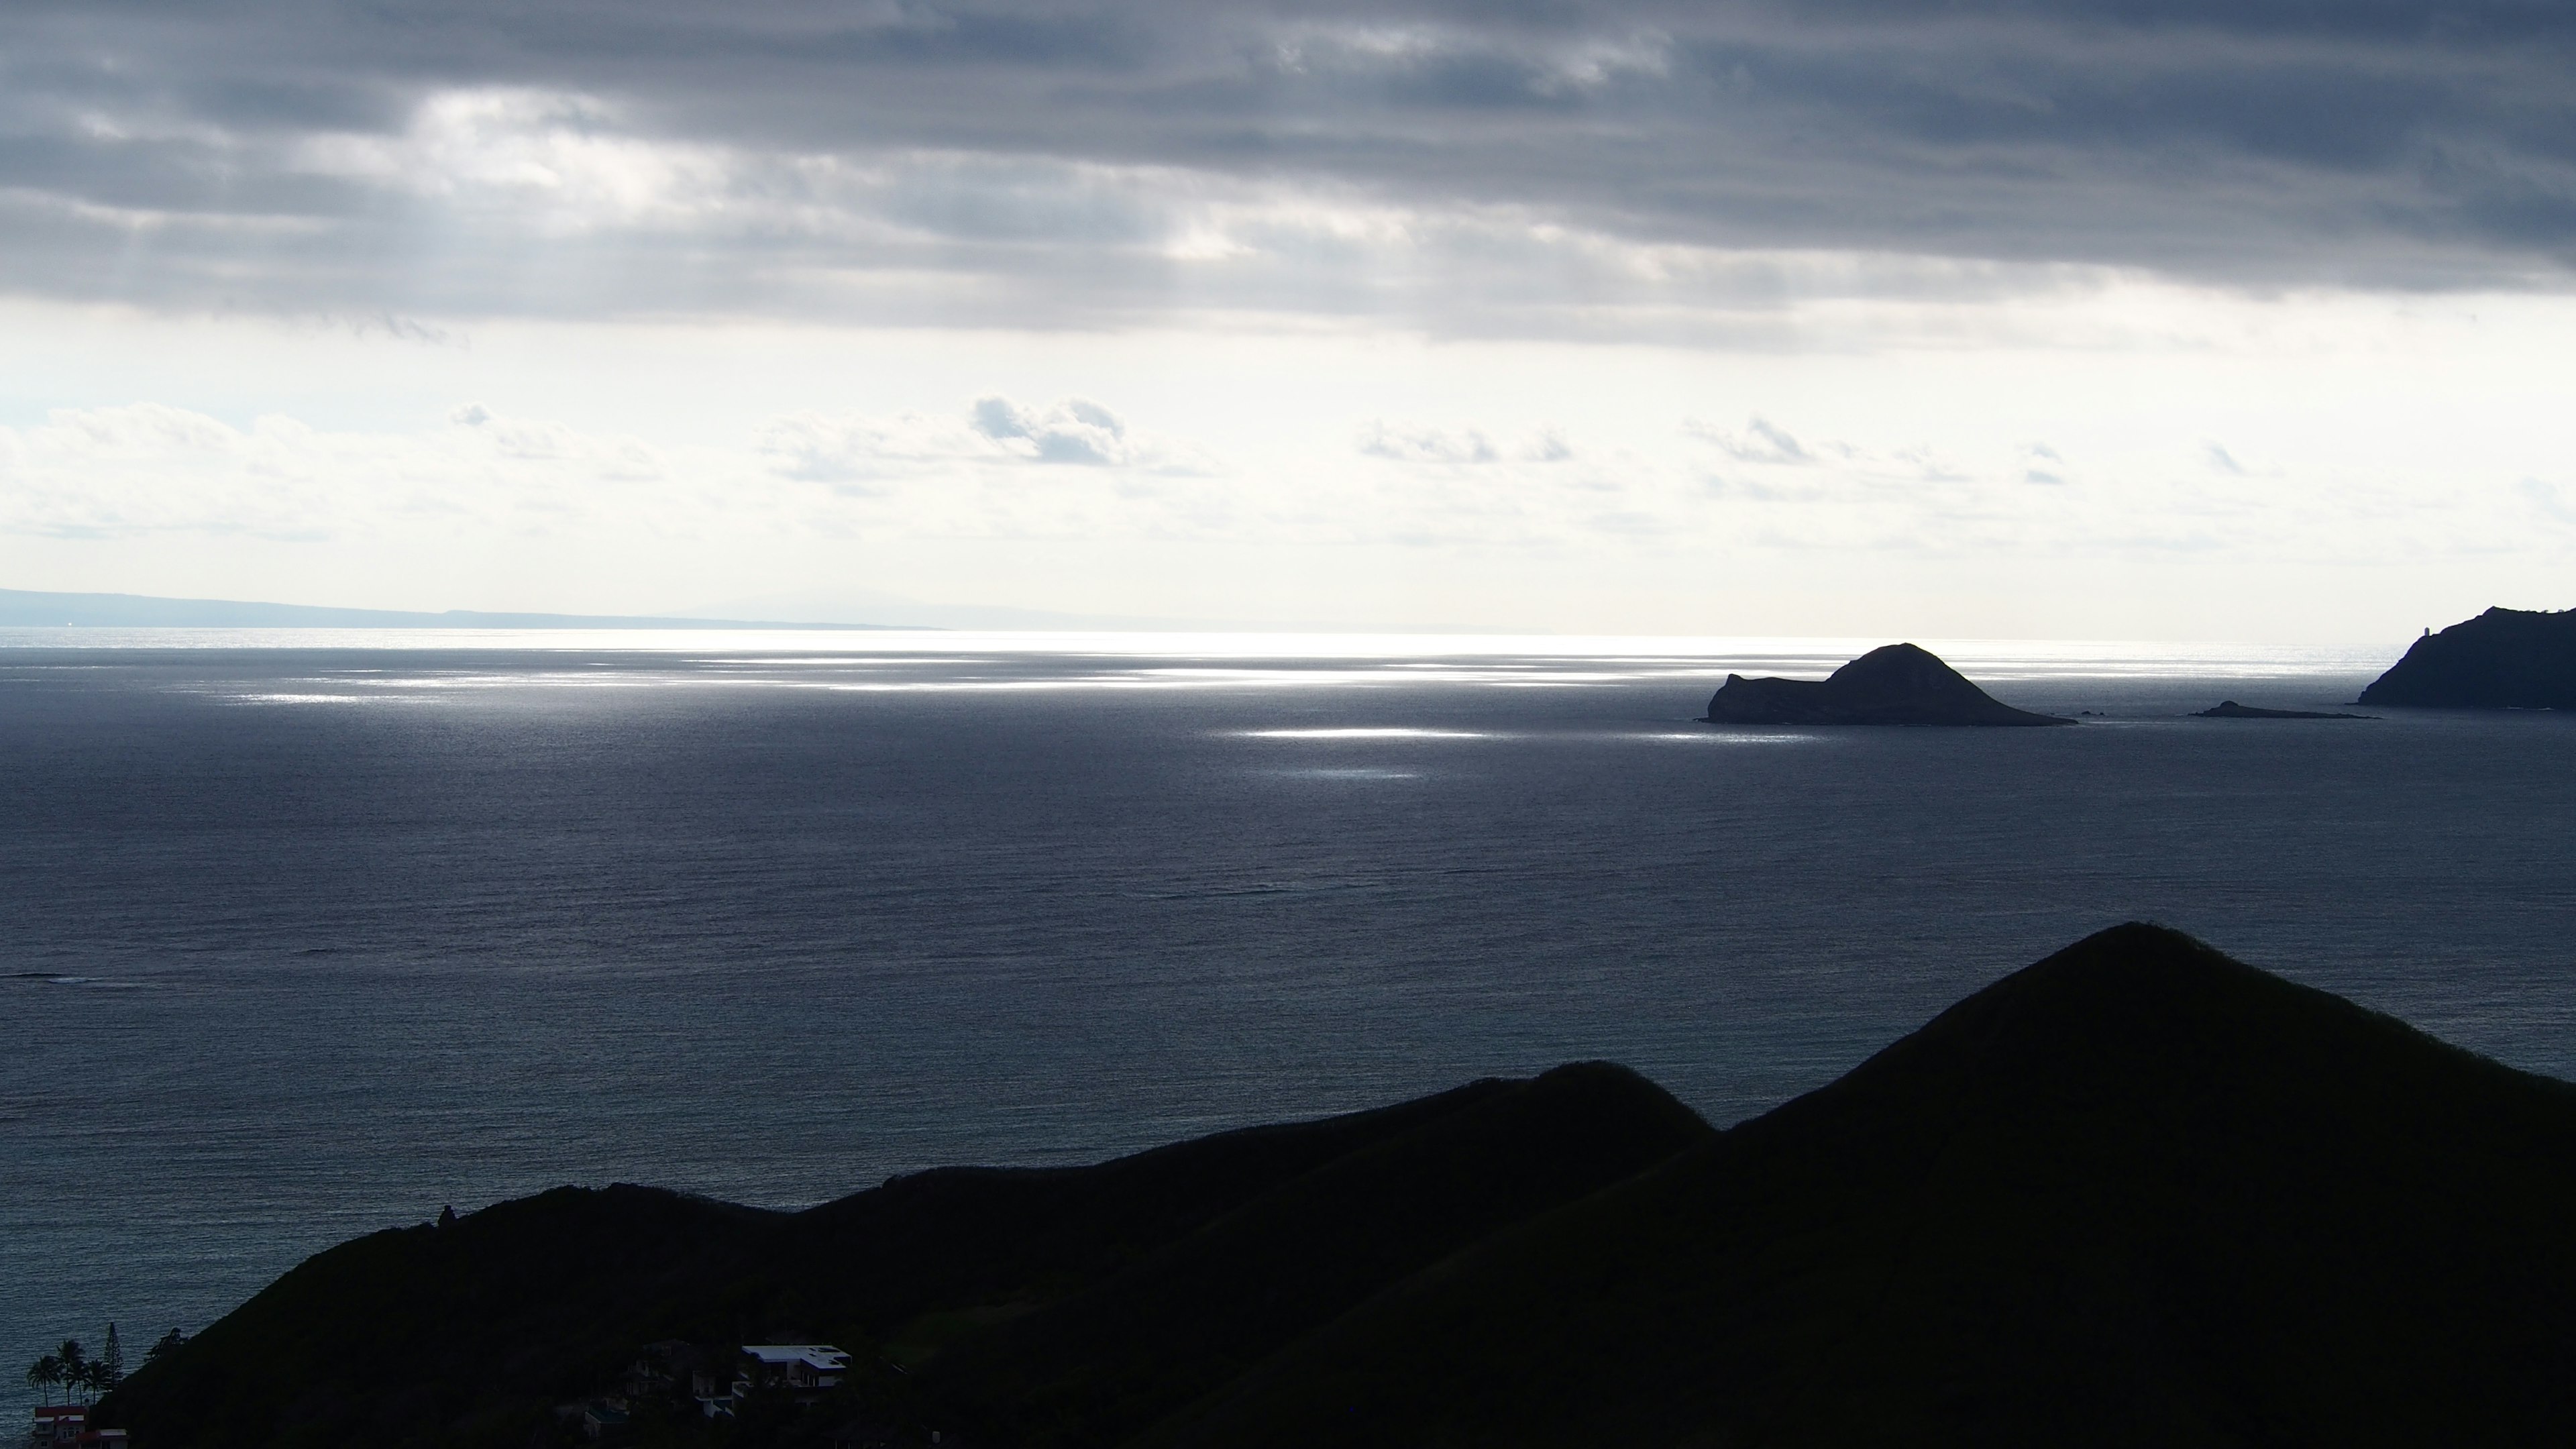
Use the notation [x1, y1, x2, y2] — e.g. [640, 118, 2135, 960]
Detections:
[56, 1341, 88, 1403]
[25, 1352, 62, 1405]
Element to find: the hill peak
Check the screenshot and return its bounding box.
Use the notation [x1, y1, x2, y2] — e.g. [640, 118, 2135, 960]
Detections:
[1752, 920, 2548, 1173]
[1158, 928, 2576, 1447]
[1707, 642, 2070, 727]
[1839, 922, 2383, 1078]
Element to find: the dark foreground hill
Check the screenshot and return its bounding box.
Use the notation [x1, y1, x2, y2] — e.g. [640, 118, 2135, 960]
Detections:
[1705, 643, 2070, 726]
[2361, 605, 2576, 708]
[105, 1064, 1709, 1449]
[107, 926, 2576, 1447]
[1152, 925, 2576, 1446]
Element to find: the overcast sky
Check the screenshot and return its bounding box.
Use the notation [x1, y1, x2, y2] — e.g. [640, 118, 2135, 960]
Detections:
[3, 0, 2572, 637]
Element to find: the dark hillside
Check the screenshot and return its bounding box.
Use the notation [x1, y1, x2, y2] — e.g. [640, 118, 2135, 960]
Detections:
[761, 1072, 1610, 1338]
[1152, 924, 2576, 1447]
[104, 1069, 1709, 1448]
[2360, 606, 2576, 708]
[920, 1062, 1711, 1446]
[105, 926, 2576, 1448]
[107, 1186, 779, 1448]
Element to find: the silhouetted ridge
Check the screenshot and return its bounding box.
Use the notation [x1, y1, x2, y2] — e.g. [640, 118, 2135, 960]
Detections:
[107, 1185, 782, 1449]
[104, 1066, 1709, 1449]
[1706, 642, 2070, 726]
[105, 929, 2576, 1448]
[2359, 606, 2576, 708]
[1155, 924, 2576, 1447]
[919, 1062, 1709, 1447]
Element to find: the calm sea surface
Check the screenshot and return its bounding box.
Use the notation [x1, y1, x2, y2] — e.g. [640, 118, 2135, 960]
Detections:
[6, 630, 2574, 1392]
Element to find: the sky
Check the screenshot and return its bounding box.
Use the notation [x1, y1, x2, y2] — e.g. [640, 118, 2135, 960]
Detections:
[2, 0, 2573, 639]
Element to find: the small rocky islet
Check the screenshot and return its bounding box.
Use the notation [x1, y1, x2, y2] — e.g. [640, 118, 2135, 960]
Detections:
[2194, 700, 2375, 719]
[1703, 642, 2070, 726]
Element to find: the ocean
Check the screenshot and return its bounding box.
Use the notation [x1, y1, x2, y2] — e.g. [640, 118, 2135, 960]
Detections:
[5, 631, 2573, 1396]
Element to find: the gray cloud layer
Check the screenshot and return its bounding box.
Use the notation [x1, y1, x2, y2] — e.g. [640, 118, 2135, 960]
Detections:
[5, 0, 2571, 327]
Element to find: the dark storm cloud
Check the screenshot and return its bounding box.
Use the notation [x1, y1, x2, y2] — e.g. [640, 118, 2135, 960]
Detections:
[3, 0, 2571, 325]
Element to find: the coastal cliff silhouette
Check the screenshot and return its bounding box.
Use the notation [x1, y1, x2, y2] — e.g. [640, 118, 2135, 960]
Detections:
[102, 926, 2576, 1448]
[2361, 606, 2576, 709]
[1705, 643, 2070, 726]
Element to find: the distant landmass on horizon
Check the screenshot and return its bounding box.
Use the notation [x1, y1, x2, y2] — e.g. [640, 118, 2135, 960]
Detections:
[2360, 606, 2576, 710]
[0, 587, 1454, 635]
[1706, 642, 2072, 726]
[0, 587, 892, 632]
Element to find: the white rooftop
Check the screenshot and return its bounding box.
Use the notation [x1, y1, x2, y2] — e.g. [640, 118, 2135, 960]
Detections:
[741, 1344, 849, 1371]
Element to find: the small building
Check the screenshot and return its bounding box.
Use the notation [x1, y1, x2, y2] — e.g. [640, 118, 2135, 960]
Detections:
[739, 1344, 851, 1394]
[30, 1405, 85, 1447]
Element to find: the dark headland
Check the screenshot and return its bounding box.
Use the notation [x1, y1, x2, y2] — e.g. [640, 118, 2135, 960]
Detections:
[2360, 605, 2576, 709]
[100, 925, 2576, 1448]
[2194, 700, 2375, 719]
[1705, 641, 2071, 725]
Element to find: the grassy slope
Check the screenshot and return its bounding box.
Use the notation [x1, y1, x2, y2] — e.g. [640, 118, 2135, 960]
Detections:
[1149, 924, 2576, 1448]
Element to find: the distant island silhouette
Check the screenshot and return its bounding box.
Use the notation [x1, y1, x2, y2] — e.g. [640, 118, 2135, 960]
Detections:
[2194, 700, 2375, 719]
[1705, 642, 2070, 726]
[2360, 606, 2576, 709]
[99, 925, 2576, 1446]
[0, 586, 890, 631]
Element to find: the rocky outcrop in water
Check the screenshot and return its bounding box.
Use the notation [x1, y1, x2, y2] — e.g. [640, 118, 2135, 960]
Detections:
[1704, 642, 2070, 726]
[2194, 701, 2373, 719]
[2360, 606, 2576, 709]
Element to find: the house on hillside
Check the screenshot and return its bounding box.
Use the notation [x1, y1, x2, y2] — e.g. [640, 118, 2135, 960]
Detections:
[741, 1343, 851, 1390]
[739, 1344, 851, 1401]
[28, 1406, 129, 1449]
[28, 1405, 83, 1447]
